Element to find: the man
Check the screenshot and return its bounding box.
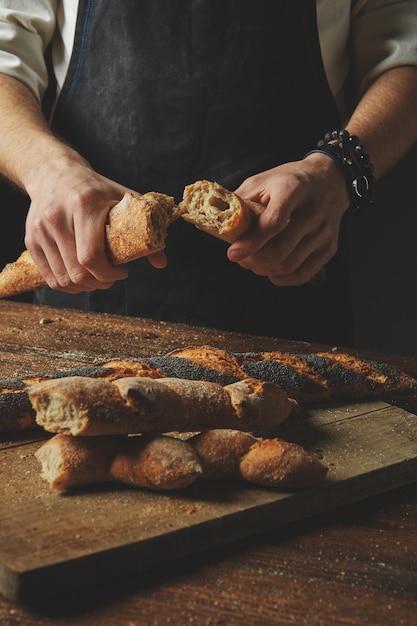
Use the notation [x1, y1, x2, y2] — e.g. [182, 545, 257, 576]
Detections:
[1, 1, 417, 346]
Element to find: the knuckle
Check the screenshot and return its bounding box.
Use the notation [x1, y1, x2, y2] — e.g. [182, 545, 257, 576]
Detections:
[69, 186, 103, 212]
[77, 248, 97, 268]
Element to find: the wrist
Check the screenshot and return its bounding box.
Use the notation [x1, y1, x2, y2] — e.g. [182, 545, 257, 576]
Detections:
[24, 138, 90, 198]
[305, 129, 375, 214]
[304, 150, 350, 213]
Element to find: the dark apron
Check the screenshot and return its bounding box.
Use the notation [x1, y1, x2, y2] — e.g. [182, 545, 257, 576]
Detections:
[36, 0, 353, 346]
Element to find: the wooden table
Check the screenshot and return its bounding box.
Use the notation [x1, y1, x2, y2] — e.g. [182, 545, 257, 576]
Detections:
[0, 300, 416, 626]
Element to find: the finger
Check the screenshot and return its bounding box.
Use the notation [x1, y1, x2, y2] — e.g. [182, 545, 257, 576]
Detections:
[147, 251, 168, 269]
[232, 209, 322, 276]
[227, 202, 294, 263]
[72, 201, 128, 283]
[32, 233, 120, 293]
[268, 249, 332, 287]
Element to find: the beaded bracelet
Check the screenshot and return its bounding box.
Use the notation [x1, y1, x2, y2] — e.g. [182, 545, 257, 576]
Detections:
[305, 129, 375, 213]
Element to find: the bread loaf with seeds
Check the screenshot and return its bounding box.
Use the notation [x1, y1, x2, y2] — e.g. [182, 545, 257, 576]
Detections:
[2, 345, 416, 433]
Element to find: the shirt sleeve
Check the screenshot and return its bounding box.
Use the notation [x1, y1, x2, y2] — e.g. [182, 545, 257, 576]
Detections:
[0, 0, 58, 101]
[352, 0, 417, 96]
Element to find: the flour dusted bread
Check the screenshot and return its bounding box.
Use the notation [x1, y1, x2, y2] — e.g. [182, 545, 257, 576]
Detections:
[35, 433, 202, 491]
[28, 375, 295, 436]
[35, 433, 120, 491]
[191, 429, 328, 486]
[0, 250, 47, 299]
[190, 429, 258, 479]
[239, 438, 328, 488]
[104, 191, 178, 264]
[109, 435, 202, 490]
[35, 429, 328, 492]
[0, 191, 177, 298]
[179, 179, 263, 243]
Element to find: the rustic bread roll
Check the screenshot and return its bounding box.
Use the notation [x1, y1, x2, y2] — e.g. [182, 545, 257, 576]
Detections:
[0, 191, 177, 298]
[179, 179, 263, 243]
[0, 250, 47, 298]
[239, 438, 328, 488]
[35, 433, 202, 491]
[28, 374, 294, 436]
[179, 180, 328, 285]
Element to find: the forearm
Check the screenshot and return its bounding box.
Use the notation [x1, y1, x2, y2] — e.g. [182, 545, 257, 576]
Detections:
[0, 73, 85, 194]
[345, 65, 417, 180]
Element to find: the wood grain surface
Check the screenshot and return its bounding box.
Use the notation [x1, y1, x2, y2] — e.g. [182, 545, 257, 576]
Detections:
[0, 300, 416, 625]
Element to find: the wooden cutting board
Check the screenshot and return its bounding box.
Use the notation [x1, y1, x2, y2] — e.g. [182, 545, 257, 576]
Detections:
[1, 399, 417, 603]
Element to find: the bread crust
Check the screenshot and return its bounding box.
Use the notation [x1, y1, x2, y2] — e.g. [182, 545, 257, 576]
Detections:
[0, 250, 46, 299]
[105, 191, 178, 264]
[190, 429, 258, 479]
[239, 438, 328, 488]
[110, 435, 202, 490]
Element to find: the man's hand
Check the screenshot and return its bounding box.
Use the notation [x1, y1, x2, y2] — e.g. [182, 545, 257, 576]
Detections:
[0, 74, 166, 295]
[227, 154, 349, 286]
[24, 153, 131, 293]
[25, 153, 168, 294]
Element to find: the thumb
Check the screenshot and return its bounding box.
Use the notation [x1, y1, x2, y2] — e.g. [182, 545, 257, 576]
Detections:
[227, 204, 288, 262]
[147, 250, 168, 269]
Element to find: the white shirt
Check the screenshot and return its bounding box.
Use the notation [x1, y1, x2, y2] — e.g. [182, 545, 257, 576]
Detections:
[1, 0, 417, 120]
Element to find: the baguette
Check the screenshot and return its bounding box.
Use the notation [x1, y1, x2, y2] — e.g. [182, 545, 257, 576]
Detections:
[35, 429, 328, 492]
[179, 179, 263, 243]
[161, 346, 417, 404]
[2, 345, 417, 434]
[0, 191, 177, 299]
[28, 375, 295, 436]
[35, 433, 202, 491]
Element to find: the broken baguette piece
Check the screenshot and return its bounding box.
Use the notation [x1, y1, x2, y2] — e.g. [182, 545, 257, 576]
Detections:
[179, 179, 263, 243]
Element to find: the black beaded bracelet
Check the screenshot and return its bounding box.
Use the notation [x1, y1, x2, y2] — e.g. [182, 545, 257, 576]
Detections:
[305, 129, 375, 213]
